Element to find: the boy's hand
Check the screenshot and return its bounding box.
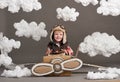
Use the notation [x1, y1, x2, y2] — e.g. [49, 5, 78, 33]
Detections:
[61, 49, 68, 55]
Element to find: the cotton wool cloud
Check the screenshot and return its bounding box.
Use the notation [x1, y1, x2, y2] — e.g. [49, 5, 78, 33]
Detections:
[0, 54, 12, 67]
[1, 66, 32, 78]
[79, 32, 120, 57]
[0, 32, 21, 68]
[87, 67, 120, 80]
[97, 0, 120, 16]
[74, 0, 98, 6]
[0, 32, 21, 54]
[0, 0, 42, 13]
[56, 6, 79, 22]
[14, 19, 48, 41]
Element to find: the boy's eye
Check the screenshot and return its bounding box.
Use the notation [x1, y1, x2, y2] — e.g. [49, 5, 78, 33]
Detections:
[60, 34, 63, 36]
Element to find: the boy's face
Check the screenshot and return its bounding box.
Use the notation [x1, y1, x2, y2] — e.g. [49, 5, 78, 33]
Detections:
[54, 30, 63, 43]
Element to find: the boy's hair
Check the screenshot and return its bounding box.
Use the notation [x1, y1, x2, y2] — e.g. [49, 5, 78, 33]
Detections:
[50, 25, 67, 44]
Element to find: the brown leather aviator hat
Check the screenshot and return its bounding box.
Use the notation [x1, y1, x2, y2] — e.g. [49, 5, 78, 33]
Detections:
[50, 25, 67, 44]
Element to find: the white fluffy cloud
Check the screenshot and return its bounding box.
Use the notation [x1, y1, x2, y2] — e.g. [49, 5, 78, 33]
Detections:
[97, 0, 120, 16]
[0, 0, 42, 13]
[0, 32, 21, 67]
[79, 32, 120, 57]
[74, 0, 98, 6]
[56, 6, 79, 22]
[0, 54, 12, 67]
[0, 32, 21, 54]
[1, 66, 32, 77]
[14, 19, 48, 41]
[87, 67, 120, 80]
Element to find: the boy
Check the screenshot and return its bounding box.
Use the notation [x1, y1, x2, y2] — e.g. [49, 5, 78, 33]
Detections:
[46, 25, 73, 55]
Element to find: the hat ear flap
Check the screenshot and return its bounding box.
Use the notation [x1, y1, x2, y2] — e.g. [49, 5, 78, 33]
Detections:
[63, 32, 67, 44]
[50, 31, 53, 42]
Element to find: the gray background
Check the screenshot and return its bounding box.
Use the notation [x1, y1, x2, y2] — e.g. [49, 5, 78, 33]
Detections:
[0, 0, 120, 65]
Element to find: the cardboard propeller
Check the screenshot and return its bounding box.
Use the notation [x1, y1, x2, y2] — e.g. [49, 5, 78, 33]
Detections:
[31, 58, 83, 76]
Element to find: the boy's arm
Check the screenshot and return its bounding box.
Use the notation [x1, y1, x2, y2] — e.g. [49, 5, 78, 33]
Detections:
[45, 47, 52, 55]
[62, 46, 73, 55]
[66, 46, 73, 55]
